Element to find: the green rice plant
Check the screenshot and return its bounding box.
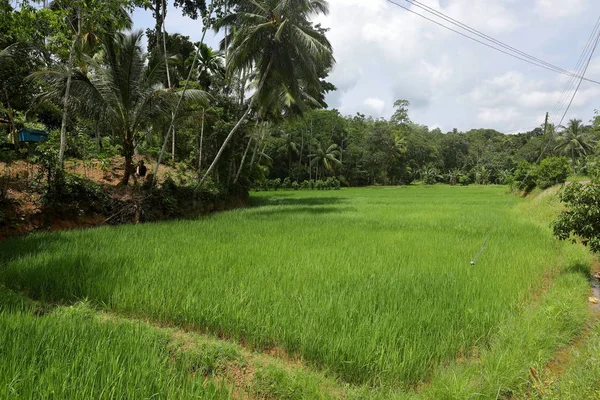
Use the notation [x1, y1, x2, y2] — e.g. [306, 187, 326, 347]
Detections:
[0, 186, 591, 389]
[424, 264, 590, 399]
[0, 303, 229, 399]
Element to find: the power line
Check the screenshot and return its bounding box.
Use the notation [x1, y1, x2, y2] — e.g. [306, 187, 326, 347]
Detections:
[555, 24, 600, 127]
[406, 0, 589, 80]
[385, 0, 600, 85]
[550, 17, 600, 122]
[469, 19, 600, 265]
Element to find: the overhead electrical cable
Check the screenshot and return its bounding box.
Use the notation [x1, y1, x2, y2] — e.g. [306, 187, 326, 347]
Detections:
[385, 0, 600, 85]
[406, 0, 590, 80]
[549, 17, 600, 122]
[468, 19, 600, 265]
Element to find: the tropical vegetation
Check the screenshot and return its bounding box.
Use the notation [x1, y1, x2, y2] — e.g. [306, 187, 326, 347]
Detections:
[2, 0, 600, 399]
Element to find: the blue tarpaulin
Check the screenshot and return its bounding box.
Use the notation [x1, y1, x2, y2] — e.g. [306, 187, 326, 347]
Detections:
[17, 129, 49, 143]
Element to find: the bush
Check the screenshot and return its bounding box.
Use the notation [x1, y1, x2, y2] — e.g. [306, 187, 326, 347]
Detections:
[271, 178, 281, 191]
[282, 177, 292, 189]
[554, 182, 600, 253]
[587, 158, 600, 184]
[512, 162, 538, 193]
[291, 181, 300, 190]
[536, 157, 572, 189]
[300, 180, 312, 190]
[332, 177, 341, 190]
[44, 172, 110, 215]
[459, 175, 471, 186]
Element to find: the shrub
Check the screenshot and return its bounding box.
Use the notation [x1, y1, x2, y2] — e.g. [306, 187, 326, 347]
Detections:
[41, 171, 110, 216]
[282, 177, 292, 189]
[337, 175, 349, 187]
[554, 182, 600, 253]
[459, 175, 471, 186]
[300, 180, 312, 190]
[512, 162, 538, 193]
[536, 157, 572, 189]
[291, 181, 300, 190]
[332, 177, 341, 190]
[587, 158, 600, 184]
[271, 178, 281, 191]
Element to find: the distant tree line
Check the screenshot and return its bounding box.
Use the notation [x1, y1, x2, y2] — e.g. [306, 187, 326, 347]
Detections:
[1, 0, 599, 200]
[261, 101, 600, 188]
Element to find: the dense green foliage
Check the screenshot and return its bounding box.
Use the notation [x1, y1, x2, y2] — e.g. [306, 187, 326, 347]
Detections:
[2, 1, 600, 195]
[554, 182, 600, 253]
[0, 186, 591, 388]
[262, 109, 599, 189]
[511, 156, 573, 193]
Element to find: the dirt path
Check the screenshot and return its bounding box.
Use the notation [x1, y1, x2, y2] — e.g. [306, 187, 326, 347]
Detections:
[533, 259, 600, 397]
[95, 309, 348, 400]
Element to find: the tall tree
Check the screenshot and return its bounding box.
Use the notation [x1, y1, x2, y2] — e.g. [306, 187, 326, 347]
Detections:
[282, 132, 298, 179]
[391, 99, 411, 125]
[555, 119, 594, 165]
[34, 31, 205, 184]
[310, 143, 340, 181]
[49, 0, 135, 168]
[200, 0, 334, 184]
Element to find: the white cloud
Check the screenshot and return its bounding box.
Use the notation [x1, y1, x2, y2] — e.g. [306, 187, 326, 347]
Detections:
[364, 97, 386, 113]
[535, 0, 589, 20]
[131, 0, 600, 133]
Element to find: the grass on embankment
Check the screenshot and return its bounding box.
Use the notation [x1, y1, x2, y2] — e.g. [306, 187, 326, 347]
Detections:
[0, 286, 353, 399]
[534, 320, 600, 400]
[0, 291, 229, 399]
[0, 186, 594, 394]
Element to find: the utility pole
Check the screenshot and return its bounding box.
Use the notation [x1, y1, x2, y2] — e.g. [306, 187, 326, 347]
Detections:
[543, 112, 549, 136]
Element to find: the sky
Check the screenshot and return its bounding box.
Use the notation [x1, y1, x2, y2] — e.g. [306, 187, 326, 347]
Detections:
[132, 0, 600, 134]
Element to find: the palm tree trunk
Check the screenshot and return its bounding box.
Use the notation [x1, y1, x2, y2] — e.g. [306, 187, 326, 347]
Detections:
[153, 0, 215, 184]
[289, 151, 292, 179]
[160, 0, 177, 162]
[59, 9, 82, 169]
[161, 0, 171, 89]
[121, 132, 134, 185]
[248, 122, 264, 170]
[200, 60, 273, 186]
[198, 107, 205, 171]
[299, 129, 304, 171]
[233, 125, 257, 184]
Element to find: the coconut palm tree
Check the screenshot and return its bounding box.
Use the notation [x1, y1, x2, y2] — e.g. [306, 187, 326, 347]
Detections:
[282, 132, 299, 179]
[34, 31, 205, 184]
[49, 1, 134, 168]
[196, 43, 225, 87]
[310, 144, 341, 181]
[199, 0, 334, 185]
[555, 119, 594, 165]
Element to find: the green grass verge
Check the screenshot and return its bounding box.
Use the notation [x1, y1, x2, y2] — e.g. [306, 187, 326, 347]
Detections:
[535, 320, 600, 400]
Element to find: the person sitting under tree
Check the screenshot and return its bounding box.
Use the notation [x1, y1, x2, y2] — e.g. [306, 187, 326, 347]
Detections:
[136, 160, 147, 178]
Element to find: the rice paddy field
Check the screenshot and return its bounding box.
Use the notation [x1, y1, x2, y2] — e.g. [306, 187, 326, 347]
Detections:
[0, 186, 597, 399]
